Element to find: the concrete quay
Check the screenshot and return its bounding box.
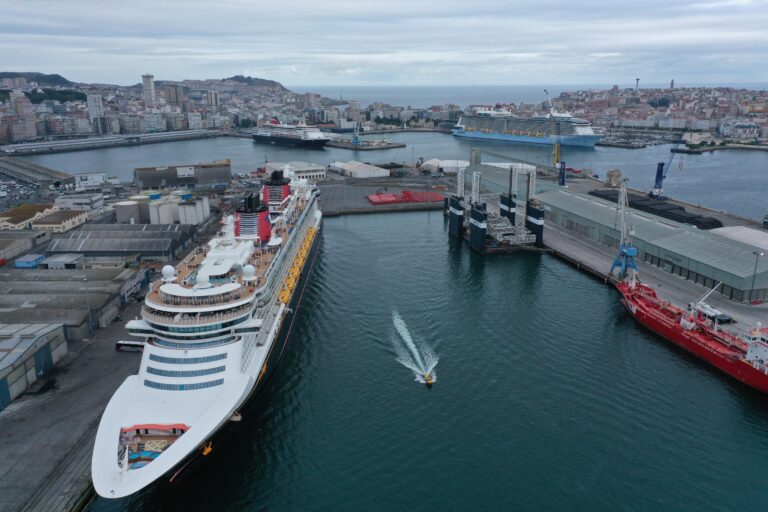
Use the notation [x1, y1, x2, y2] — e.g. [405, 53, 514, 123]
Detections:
[544, 223, 768, 328]
[0, 302, 144, 512]
[318, 180, 446, 217]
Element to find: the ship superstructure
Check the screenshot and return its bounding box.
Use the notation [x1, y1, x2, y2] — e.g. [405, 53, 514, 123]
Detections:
[92, 168, 322, 498]
[252, 121, 330, 148]
[452, 110, 602, 147]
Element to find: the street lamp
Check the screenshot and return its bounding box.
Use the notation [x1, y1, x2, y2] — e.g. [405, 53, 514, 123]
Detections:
[749, 251, 764, 304]
[84, 277, 93, 335]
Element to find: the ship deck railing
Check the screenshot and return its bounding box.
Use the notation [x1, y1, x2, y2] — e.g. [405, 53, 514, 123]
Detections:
[142, 303, 252, 326]
[241, 193, 318, 371]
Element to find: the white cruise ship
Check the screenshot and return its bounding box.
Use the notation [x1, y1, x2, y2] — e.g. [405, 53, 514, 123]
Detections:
[92, 168, 322, 498]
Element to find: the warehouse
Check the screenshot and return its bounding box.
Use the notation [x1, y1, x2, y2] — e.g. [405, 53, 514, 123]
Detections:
[0, 267, 149, 339]
[266, 162, 326, 181]
[538, 189, 768, 303]
[0, 231, 51, 261]
[31, 209, 88, 233]
[330, 161, 389, 178]
[0, 323, 67, 412]
[134, 160, 232, 190]
[47, 223, 195, 263]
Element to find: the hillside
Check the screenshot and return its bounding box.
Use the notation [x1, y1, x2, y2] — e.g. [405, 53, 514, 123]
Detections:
[0, 72, 73, 87]
[224, 75, 288, 90]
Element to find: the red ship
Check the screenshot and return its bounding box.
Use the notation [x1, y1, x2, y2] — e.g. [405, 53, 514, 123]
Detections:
[616, 279, 768, 393]
[610, 178, 768, 393]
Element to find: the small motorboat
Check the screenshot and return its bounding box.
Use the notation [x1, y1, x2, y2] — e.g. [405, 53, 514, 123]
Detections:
[424, 373, 434, 388]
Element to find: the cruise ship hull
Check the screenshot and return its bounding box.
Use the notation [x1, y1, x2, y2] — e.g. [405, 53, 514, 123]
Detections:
[252, 134, 329, 149]
[92, 213, 323, 498]
[452, 129, 601, 147]
[166, 223, 323, 484]
[617, 284, 768, 393]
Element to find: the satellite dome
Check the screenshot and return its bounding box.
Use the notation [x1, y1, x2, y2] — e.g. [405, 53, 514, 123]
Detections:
[161, 265, 176, 281]
[242, 264, 257, 281]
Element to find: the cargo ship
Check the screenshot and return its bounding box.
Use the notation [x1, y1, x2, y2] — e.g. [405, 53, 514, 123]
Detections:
[452, 109, 602, 147]
[616, 280, 768, 392]
[252, 121, 330, 148]
[92, 168, 322, 498]
[611, 180, 768, 393]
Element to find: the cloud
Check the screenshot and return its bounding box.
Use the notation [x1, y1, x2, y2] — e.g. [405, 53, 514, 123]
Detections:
[0, 0, 766, 86]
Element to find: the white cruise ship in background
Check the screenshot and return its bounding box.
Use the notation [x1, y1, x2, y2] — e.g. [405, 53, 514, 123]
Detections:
[92, 167, 322, 498]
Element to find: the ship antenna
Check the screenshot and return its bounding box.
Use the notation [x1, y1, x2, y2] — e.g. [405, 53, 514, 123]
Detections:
[610, 178, 638, 286]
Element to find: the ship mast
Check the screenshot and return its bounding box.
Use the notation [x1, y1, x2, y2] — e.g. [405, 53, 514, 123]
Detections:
[610, 178, 638, 286]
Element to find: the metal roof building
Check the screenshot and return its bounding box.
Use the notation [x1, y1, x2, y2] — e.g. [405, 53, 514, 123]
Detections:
[47, 223, 195, 262]
[538, 189, 768, 303]
[0, 323, 67, 411]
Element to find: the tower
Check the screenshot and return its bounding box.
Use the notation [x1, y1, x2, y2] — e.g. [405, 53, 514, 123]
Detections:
[635, 78, 639, 92]
[142, 74, 155, 108]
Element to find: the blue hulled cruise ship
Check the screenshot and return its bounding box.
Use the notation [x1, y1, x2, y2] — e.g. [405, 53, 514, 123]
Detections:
[452, 109, 602, 147]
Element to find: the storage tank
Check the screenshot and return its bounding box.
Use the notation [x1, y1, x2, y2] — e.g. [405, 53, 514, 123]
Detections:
[179, 203, 200, 225]
[115, 200, 140, 224]
[202, 196, 210, 218]
[195, 199, 204, 223]
[148, 201, 161, 224]
[158, 203, 175, 224]
[130, 195, 151, 223]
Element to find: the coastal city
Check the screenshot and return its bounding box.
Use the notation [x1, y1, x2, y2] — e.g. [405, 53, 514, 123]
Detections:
[1, 1, 767, 512]
[1, 72, 767, 151]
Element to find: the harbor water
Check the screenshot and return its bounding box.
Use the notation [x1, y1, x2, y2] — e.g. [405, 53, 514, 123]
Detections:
[21, 132, 768, 219]
[87, 211, 768, 512]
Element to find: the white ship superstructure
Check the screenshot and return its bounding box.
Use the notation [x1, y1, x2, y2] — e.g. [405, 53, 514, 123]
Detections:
[92, 169, 322, 498]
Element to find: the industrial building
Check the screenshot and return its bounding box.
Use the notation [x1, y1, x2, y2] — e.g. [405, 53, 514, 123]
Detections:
[538, 189, 768, 302]
[115, 191, 210, 226]
[0, 230, 50, 261]
[0, 267, 149, 339]
[31, 209, 88, 233]
[266, 162, 326, 180]
[38, 253, 85, 269]
[0, 323, 67, 412]
[47, 223, 196, 264]
[134, 160, 232, 190]
[330, 161, 390, 178]
[0, 204, 56, 230]
[55, 193, 104, 211]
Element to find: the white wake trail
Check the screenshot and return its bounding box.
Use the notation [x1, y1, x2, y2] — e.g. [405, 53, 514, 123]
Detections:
[391, 310, 438, 384]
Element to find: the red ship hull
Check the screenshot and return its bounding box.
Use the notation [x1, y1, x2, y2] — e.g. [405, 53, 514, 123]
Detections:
[616, 282, 768, 394]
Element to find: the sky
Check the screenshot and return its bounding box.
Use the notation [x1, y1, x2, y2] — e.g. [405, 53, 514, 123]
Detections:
[1, 0, 767, 87]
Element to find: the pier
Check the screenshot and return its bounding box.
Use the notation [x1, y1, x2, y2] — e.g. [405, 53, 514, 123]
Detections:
[1, 130, 223, 156]
[0, 157, 73, 186]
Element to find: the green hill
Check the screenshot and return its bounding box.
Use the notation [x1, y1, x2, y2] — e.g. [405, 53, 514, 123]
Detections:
[0, 72, 73, 87]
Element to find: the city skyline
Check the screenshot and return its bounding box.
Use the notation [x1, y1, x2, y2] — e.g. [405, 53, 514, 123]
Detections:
[1, 0, 767, 87]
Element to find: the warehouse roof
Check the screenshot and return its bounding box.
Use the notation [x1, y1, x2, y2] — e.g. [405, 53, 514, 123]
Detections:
[32, 210, 87, 225]
[711, 226, 768, 252]
[48, 238, 172, 254]
[79, 223, 193, 233]
[0, 323, 64, 374]
[538, 189, 768, 278]
[0, 204, 54, 225]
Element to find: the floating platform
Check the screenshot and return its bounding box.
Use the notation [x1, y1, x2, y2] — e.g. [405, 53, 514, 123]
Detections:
[326, 140, 406, 151]
[367, 190, 444, 205]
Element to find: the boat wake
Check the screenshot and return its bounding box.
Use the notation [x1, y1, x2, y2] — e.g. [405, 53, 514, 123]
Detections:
[391, 311, 438, 384]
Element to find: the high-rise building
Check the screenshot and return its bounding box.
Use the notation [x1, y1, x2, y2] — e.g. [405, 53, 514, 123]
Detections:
[164, 85, 185, 107]
[86, 94, 104, 121]
[10, 91, 37, 140]
[142, 74, 156, 108]
[206, 90, 219, 107]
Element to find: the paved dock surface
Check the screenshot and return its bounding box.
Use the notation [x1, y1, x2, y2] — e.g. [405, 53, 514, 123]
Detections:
[545, 223, 768, 327]
[318, 181, 445, 216]
[0, 303, 143, 512]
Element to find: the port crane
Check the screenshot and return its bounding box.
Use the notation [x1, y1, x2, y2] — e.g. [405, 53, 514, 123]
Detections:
[544, 89, 561, 167]
[611, 178, 638, 285]
[649, 138, 684, 199]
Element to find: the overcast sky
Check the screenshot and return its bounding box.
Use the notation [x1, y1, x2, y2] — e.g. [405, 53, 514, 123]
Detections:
[2, 0, 767, 87]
